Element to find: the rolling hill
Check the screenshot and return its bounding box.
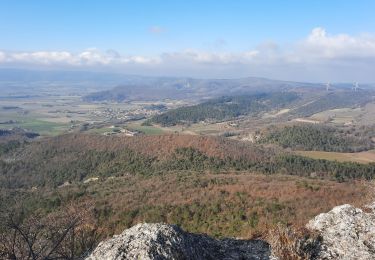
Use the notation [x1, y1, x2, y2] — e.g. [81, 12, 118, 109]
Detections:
[260, 124, 374, 152]
[82, 77, 319, 102]
[2, 133, 375, 190]
[1, 133, 373, 243]
[147, 92, 299, 126]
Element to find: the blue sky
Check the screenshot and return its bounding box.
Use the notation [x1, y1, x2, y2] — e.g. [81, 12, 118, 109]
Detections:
[0, 0, 375, 81]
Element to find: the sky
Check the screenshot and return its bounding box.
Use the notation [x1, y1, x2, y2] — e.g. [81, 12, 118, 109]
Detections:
[0, 0, 375, 82]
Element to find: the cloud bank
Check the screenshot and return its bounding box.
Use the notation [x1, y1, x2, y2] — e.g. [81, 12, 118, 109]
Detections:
[1, 28, 375, 82]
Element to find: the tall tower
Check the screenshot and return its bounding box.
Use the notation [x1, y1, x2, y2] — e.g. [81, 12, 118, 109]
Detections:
[353, 82, 359, 92]
[326, 82, 331, 91]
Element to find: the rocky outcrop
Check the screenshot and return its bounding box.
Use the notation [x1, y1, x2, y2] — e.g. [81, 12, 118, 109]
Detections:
[86, 223, 274, 260]
[307, 203, 375, 259]
[87, 203, 375, 260]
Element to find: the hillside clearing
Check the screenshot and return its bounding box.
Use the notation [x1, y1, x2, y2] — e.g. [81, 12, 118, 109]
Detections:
[296, 150, 375, 164]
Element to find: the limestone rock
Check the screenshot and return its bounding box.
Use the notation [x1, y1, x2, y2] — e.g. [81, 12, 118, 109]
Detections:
[307, 204, 375, 259]
[86, 223, 273, 260]
[87, 203, 375, 259]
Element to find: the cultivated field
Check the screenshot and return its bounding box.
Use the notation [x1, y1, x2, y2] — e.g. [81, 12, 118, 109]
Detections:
[0, 94, 175, 136]
[296, 150, 375, 164]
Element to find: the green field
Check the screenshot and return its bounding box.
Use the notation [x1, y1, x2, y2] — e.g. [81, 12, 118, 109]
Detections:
[144, 121, 236, 136]
[0, 118, 68, 136]
[126, 122, 167, 135]
[87, 127, 120, 135]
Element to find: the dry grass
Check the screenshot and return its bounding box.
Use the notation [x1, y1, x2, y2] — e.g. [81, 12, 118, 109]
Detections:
[296, 150, 375, 164]
[267, 224, 321, 260]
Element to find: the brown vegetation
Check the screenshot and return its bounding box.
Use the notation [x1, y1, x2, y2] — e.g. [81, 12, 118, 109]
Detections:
[40, 172, 370, 239]
[20, 133, 273, 161]
[267, 224, 321, 260]
[0, 203, 101, 259]
[1, 132, 373, 252]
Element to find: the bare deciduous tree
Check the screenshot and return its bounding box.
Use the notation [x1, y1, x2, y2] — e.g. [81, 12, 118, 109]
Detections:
[0, 203, 101, 260]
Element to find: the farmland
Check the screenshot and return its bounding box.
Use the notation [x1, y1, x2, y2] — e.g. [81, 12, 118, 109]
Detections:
[0, 94, 178, 136]
[296, 150, 375, 164]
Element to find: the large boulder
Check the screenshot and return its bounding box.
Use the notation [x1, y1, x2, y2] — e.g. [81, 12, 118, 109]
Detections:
[307, 203, 375, 259]
[87, 203, 375, 259]
[86, 223, 273, 260]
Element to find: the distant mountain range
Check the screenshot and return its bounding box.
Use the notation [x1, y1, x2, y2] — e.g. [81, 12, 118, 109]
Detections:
[0, 68, 374, 100]
[83, 77, 320, 101]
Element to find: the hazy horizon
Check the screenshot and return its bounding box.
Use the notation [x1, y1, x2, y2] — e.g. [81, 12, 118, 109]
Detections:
[1, 0, 375, 82]
[1, 67, 375, 85]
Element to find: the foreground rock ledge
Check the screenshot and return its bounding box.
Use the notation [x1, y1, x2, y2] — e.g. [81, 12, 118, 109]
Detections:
[307, 203, 375, 260]
[87, 203, 375, 260]
[86, 223, 273, 260]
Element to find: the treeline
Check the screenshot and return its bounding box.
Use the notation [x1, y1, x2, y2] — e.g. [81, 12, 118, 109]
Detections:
[2, 138, 375, 189]
[147, 92, 299, 126]
[260, 125, 373, 152]
[0, 128, 39, 155]
[273, 155, 375, 182]
[0, 146, 260, 189]
[0, 140, 21, 155]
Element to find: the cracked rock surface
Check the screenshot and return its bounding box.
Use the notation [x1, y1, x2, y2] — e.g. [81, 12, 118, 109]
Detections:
[87, 202, 375, 260]
[86, 223, 273, 260]
[307, 203, 375, 260]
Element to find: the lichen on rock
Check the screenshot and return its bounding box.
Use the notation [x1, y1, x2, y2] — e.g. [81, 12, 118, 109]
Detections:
[307, 203, 375, 260]
[86, 223, 273, 260]
[87, 202, 375, 260]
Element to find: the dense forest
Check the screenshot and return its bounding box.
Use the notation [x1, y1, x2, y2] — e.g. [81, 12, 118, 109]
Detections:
[0, 128, 39, 155]
[1, 132, 374, 255]
[146, 90, 375, 126]
[1, 133, 375, 190]
[147, 92, 299, 126]
[2, 170, 368, 247]
[260, 124, 374, 152]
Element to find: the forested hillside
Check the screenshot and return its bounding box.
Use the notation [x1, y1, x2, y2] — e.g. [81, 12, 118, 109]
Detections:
[148, 92, 299, 126]
[1, 133, 375, 191]
[260, 125, 374, 152]
[1, 133, 373, 244]
[0, 128, 39, 155]
[0, 134, 275, 188]
[292, 91, 374, 117]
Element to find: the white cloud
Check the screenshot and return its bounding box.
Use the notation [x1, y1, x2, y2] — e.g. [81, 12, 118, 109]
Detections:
[0, 51, 5, 62]
[1, 28, 375, 81]
[10, 51, 76, 65]
[0, 49, 160, 66]
[78, 49, 112, 65]
[161, 49, 259, 64]
[157, 28, 375, 66]
[300, 27, 375, 59]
